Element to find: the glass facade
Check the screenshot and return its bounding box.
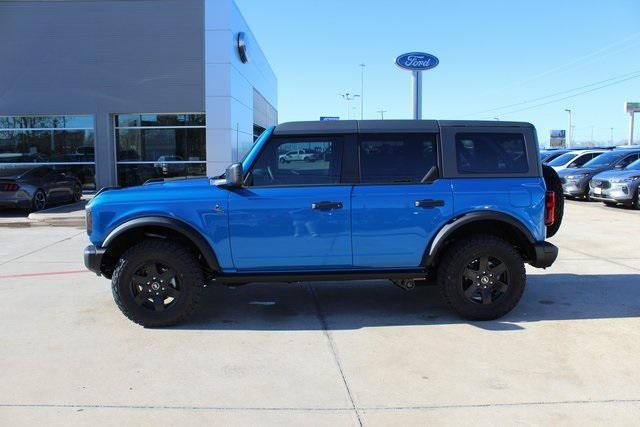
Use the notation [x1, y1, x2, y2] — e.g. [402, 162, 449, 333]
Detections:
[114, 113, 206, 187]
[0, 115, 96, 190]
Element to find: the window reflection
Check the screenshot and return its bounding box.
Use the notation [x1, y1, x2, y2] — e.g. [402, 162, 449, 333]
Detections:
[114, 113, 206, 187]
[0, 115, 96, 190]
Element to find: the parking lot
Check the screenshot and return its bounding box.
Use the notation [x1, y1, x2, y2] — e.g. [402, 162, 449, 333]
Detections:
[0, 200, 639, 426]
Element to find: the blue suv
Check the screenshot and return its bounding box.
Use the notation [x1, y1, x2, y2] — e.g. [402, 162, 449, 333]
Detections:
[84, 120, 561, 327]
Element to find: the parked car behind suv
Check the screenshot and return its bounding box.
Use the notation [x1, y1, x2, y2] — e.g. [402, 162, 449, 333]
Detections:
[589, 157, 640, 209]
[540, 148, 571, 163]
[84, 120, 562, 327]
[546, 149, 606, 172]
[0, 165, 82, 211]
[558, 147, 640, 199]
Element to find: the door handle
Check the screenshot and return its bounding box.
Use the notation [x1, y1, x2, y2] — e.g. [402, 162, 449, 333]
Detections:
[311, 201, 343, 210]
[415, 199, 445, 208]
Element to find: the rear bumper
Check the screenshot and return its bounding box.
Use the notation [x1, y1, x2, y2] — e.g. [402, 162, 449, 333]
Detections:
[530, 242, 558, 268]
[84, 245, 106, 275]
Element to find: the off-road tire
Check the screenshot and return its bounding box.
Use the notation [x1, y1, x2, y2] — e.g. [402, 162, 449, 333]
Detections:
[437, 235, 526, 320]
[542, 164, 564, 237]
[111, 239, 204, 327]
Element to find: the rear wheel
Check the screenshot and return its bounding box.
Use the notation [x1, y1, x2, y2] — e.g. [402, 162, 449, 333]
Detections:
[111, 239, 204, 327]
[542, 165, 564, 237]
[437, 235, 526, 320]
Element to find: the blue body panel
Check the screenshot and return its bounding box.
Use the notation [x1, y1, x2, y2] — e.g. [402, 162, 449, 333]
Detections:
[351, 180, 454, 268]
[87, 178, 235, 270]
[451, 177, 547, 242]
[228, 186, 351, 270]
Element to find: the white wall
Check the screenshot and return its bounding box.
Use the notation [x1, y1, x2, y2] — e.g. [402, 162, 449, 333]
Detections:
[204, 0, 277, 175]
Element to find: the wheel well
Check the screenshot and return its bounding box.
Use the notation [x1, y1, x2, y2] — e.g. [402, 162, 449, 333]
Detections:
[100, 225, 215, 279]
[429, 219, 534, 267]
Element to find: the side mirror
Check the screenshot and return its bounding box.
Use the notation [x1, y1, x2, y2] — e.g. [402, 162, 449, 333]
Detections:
[614, 163, 624, 169]
[214, 163, 243, 188]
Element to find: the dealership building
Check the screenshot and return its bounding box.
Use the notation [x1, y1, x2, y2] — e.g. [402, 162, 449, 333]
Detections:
[0, 0, 277, 189]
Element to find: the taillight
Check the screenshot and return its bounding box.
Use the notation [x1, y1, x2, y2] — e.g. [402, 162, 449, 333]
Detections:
[1, 183, 19, 192]
[545, 191, 555, 226]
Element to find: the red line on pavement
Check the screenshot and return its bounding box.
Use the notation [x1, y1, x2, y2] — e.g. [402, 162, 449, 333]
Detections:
[0, 269, 91, 279]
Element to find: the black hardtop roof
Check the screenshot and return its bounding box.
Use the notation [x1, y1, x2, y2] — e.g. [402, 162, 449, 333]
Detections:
[273, 120, 534, 136]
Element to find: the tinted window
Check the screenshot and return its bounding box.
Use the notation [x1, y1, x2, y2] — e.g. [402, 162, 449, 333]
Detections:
[455, 133, 528, 174]
[618, 154, 640, 168]
[547, 153, 577, 166]
[359, 134, 437, 183]
[572, 153, 601, 167]
[626, 158, 640, 170]
[250, 137, 343, 186]
[583, 151, 625, 168]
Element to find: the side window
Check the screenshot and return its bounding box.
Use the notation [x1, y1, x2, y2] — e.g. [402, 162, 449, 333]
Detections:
[455, 133, 528, 174]
[618, 154, 640, 168]
[573, 153, 595, 167]
[359, 134, 437, 183]
[249, 136, 343, 186]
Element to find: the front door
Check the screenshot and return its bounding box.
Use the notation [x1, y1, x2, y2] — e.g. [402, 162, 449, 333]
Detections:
[228, 135, 352, 271]
[351, 133, 453, 268]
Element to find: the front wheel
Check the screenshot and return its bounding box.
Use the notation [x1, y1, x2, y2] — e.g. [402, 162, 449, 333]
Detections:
[111, 239, 204, 327]
[31, 190, 47, 212]
[437, 235, 526, 320]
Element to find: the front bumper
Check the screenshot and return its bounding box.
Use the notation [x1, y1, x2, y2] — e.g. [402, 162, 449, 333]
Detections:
[530, 242, 558, 268]
[84, 245, 106, 275]
[561, 179, 589, 197]
[589, 183, 634, 204]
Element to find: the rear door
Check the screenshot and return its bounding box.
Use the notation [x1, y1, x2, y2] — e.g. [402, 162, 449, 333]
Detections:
[351, 132, 453, 268]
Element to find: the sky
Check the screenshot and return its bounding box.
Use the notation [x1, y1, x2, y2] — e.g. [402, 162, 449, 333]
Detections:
[235, 0, 640, 146]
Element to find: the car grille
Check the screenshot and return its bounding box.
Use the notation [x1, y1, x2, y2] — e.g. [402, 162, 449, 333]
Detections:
[590, 180, 611, 189]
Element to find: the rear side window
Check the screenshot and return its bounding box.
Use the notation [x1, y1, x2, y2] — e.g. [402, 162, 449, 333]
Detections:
[359, 134, 437, 183]
[455, 133, 528, 174]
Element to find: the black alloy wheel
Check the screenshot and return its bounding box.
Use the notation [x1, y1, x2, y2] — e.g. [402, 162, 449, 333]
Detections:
[437, 235, 526, 320]
[461, 255, 509, 305]
[130, 260, 181, 312]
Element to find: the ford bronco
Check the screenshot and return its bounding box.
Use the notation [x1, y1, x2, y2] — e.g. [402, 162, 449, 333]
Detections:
[84, 120, 562, 327]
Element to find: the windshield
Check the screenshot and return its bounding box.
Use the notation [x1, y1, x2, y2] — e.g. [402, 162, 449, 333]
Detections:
[547, 153, 576, 166]
[625, 158, 640, 170]
[582, 151, 623, 168]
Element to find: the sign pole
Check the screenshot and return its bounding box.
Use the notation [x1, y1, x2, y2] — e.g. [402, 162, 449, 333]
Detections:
[629, 111, 635, 146]
[412, 71, 422, 120]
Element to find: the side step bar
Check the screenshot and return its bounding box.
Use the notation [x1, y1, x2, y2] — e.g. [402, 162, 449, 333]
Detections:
[213, 269, 429, 284]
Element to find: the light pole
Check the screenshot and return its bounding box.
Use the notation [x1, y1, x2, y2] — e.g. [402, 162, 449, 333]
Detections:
[377, 109, 386, 120]
[564, 109, 572, 148]
[610, 127, 614, 145]
[340, 93, 360, 120]
[359, 63, 366, 120]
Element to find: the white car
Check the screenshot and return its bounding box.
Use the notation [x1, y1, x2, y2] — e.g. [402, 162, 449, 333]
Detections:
[278, 149, 319, 163]
[547, 149, 607, 172]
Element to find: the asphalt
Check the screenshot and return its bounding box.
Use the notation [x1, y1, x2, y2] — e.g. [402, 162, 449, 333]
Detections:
[0, 200, 639, 426]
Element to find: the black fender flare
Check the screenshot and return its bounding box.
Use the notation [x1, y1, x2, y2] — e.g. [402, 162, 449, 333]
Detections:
[102, 216, 220, 271]
[421, 211, 536, 267]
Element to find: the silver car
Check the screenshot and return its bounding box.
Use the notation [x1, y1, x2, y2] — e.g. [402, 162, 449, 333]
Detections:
[0, 166, 82, 211]
[589, 158, 640, 209]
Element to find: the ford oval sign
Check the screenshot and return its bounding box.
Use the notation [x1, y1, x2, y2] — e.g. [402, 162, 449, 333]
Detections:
[395, 52, 439, 71]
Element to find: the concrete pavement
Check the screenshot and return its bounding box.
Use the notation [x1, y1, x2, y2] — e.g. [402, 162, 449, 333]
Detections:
[0, 200, 639, 426]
